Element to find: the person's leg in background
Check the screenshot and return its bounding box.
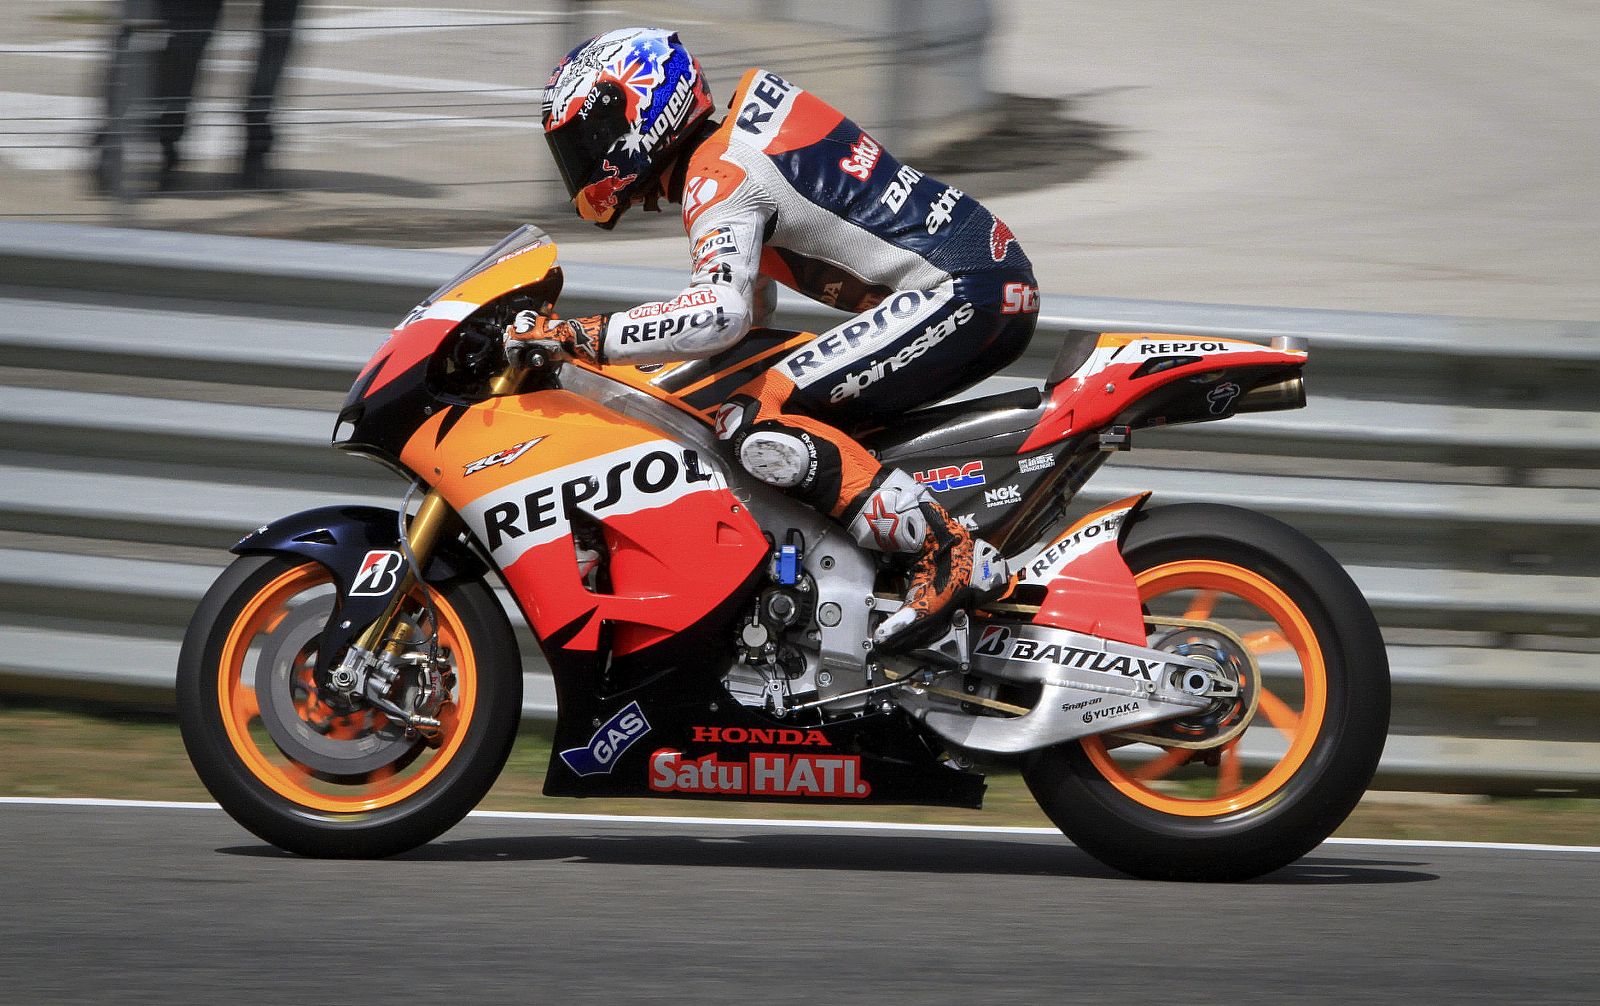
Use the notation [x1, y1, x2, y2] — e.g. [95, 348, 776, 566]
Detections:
[239, 0, 303, 188]
[151, 0, 224, 188]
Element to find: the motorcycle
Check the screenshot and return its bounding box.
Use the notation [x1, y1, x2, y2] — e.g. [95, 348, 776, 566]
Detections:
[177, 225, 1389, 881]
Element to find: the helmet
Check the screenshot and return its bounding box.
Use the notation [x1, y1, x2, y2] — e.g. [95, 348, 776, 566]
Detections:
[543, 28, 714, 229]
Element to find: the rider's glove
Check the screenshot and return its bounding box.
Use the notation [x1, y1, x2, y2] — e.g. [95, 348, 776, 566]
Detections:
[505, 310, 607, 367]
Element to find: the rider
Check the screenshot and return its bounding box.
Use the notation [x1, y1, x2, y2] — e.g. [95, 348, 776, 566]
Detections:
[511, 27, 1039, 650]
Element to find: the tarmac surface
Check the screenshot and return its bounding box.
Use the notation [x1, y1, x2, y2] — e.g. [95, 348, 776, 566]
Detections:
[4, 800, 1599, 1004]
[1, 1, 1597, 317]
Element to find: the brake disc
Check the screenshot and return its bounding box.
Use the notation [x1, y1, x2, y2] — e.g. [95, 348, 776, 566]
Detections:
[253, 595, 417, 777]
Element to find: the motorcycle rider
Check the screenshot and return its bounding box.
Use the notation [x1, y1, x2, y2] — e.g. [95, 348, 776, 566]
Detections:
[510, 27, 1039, 650]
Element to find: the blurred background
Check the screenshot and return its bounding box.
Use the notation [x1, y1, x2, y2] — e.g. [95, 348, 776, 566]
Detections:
[5, 0, 1597, 315]
[1, 0, 1598, 820]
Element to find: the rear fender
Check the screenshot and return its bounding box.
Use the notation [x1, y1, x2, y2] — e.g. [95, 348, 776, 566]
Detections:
[232, 505, 491, 674]
[1014, 493, 1150, 646]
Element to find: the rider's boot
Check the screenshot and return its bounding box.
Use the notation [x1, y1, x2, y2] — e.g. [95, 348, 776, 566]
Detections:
[843, 470, 1008, 652]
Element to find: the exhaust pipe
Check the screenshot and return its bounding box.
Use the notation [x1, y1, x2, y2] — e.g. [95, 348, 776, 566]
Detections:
[1233, 374, 1306, 413]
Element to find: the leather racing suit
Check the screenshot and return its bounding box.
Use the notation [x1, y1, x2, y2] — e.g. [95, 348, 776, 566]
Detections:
[531, 68, 1039, 645]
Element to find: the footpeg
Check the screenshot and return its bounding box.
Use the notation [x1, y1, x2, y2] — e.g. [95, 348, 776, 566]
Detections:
[906, 610, 973, 670]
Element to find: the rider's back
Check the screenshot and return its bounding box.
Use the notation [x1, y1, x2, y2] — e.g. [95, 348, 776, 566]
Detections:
[684, 68, 1032, 314]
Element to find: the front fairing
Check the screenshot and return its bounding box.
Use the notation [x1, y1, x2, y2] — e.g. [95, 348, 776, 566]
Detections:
[333, 225, 564, 473]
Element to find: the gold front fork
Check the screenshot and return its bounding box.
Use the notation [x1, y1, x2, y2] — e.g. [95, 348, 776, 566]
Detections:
[352, 361, 523, 656]
[352, 489, 459, 657]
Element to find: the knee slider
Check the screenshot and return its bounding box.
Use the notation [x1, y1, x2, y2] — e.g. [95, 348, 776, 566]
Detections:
[737, 428, 813, 489]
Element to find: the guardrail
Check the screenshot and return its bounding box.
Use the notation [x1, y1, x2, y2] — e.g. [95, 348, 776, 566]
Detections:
[1, 221, 1597, 795]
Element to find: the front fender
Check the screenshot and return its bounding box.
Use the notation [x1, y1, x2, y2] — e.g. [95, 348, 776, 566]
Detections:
[232, 504, 491, 675]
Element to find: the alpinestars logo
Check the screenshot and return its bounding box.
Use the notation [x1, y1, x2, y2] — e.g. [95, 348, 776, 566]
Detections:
[989, 218, 1016, 262]
[863, 495, 901, 551]
[827, 303, 975, 403]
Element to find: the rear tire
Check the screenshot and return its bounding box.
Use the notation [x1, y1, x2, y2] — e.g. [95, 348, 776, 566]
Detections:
[177, 554, 521, 858]
[1022, 504, 1389, 881]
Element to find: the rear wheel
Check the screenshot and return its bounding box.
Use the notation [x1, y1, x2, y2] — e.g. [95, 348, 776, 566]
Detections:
[1022, 504, 1389, 881]
[177, 554, 521, 857]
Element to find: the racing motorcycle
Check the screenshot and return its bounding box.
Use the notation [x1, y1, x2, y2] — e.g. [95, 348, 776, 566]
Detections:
[178, 225, 1389, 881]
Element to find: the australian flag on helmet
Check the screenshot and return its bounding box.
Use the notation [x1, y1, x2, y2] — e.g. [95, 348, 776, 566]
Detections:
[543, 27, 715, 228]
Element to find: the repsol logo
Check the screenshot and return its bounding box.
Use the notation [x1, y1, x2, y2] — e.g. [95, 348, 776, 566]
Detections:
[736, 71, 794, 134]
[617, 308, 728, 345]
[1025, 512, 1124, 581]
[783, 292, 928, 383]
[1138, 341, 1232, 355]
[481, 448, 716, 550]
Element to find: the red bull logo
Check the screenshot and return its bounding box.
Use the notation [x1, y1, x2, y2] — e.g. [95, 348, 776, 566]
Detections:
[577, 159, 638, 221]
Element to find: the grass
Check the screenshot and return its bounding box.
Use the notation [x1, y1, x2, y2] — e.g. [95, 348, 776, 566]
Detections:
[3, 700, 1597, 846]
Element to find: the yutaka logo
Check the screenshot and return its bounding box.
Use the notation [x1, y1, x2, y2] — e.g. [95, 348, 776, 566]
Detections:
[914, 461, 984, 492]
[464, 437, 544, 477]
[559, 701, 650, 777]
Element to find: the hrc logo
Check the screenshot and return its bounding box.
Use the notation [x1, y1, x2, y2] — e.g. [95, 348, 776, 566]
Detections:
[913, 461, 985, 493]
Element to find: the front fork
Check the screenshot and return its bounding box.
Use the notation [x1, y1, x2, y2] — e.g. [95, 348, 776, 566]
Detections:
[322, 489, 461, 741]
[324, 365, 524, 737]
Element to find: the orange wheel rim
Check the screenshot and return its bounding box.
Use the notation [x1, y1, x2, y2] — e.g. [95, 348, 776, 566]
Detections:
[216, 565, 478, 814]
[1082, 560, 1327, 817]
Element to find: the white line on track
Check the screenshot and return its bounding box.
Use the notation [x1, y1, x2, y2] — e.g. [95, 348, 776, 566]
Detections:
[5, 797, 1598, 854]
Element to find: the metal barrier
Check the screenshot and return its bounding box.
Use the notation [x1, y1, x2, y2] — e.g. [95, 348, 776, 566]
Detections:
[1, 221, 1597, 794]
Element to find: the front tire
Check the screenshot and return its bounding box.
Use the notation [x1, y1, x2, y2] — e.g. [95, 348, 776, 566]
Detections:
[1022, 504, 1389, 881]
[177, 554, 522, 857]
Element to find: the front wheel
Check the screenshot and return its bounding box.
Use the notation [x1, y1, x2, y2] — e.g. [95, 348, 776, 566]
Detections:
[1022, 503, 1389, 881]
[177, 554, 521, 857]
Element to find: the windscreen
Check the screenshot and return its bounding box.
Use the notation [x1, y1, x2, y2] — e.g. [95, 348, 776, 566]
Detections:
[420, 224, 554, 306]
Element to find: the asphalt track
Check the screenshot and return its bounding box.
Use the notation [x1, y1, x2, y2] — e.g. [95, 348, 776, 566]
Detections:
[2, 801, 1596, 1004]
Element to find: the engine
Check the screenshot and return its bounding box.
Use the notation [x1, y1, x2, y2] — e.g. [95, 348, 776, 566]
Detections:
[722, 533, 829, 716]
